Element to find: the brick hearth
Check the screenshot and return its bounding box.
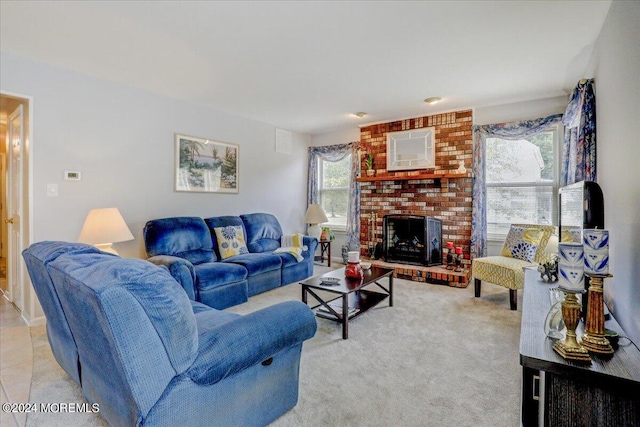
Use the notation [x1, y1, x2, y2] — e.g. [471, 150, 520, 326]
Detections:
[369, 259, 470, 288]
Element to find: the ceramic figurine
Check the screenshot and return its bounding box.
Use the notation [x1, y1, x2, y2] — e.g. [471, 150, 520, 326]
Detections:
[538, 257, 559, 282]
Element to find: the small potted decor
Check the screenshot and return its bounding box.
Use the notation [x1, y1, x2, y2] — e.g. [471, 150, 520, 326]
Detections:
[321, 226, 335, 242]
[364, 153, 375, 177]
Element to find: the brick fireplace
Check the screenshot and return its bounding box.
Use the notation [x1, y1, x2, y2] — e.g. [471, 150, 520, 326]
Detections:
[358, 110, 473, 285]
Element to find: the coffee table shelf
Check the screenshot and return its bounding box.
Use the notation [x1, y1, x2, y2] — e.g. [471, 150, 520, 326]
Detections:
[314, 290, 388, 320]
[300, 266, 394, 339]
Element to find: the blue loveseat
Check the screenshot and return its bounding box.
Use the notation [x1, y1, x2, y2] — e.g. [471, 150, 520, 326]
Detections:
[143, 213, 318, 310]
[23, 241, 317, 427]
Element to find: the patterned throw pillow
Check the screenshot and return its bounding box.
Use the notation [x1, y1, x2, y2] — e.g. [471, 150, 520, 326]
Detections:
[214, 226, 249, 259]
[501, 225, 544, 263]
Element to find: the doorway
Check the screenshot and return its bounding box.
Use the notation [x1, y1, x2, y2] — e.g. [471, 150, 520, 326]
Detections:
[0, 93, 31, 316]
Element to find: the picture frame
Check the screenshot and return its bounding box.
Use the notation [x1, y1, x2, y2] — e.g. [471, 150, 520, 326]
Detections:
[174, 133, 239, 193]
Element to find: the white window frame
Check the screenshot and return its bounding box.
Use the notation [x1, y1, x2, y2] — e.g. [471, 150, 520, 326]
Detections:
[486, 125, 560, 242]
[318, 155, 351, 232]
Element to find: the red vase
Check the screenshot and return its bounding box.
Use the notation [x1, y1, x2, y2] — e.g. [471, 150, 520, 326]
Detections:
[345, 261, 363, 279]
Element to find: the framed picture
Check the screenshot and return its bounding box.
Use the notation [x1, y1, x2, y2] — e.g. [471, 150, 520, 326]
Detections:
[175, 133, 239, 193]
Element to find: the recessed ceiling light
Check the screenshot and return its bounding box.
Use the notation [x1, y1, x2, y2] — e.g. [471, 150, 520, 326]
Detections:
[424, 97, 442, 105]
[354, 112, 367, 118]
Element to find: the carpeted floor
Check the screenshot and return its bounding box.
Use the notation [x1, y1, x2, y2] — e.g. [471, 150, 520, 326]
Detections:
[27, 272, 522, 426]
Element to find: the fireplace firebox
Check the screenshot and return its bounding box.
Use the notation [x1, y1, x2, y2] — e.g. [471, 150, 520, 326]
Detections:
[383, 215, 442, 266]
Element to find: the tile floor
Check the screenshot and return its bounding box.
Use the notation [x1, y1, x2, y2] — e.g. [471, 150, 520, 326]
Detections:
[0, 295, 32, 427]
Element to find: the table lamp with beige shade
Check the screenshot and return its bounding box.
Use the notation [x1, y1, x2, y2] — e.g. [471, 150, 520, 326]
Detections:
[78, 207, 134, 255]
[304, 204, 328, 240]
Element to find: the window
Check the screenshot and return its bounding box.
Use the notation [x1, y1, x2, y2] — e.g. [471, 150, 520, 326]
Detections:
[486, 127, 559, 240]
[318, 154, 351, 230]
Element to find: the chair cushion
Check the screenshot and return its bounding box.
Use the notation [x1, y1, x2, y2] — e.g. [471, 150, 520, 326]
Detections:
[223, 253, 282, 276]
[193, 262, 248, 291]
[501, 225, 544, 262]
[213, 225, 249, 259]
[472, 256, 536, 290]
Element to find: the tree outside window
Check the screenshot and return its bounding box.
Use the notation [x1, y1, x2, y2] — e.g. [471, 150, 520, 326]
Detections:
[486, 128, 557, 239]
[319, 155, 351, 230]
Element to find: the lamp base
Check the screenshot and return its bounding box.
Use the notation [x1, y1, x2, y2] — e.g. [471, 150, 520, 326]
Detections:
[95, 243, 119, 255]
[308, 224, 322, 240]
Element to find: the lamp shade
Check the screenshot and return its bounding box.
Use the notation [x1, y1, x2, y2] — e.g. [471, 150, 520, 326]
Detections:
[78, 208, 134, 250]
[304, 204, 328, 225]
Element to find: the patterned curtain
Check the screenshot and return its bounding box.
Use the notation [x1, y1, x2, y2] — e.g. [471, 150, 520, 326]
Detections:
[308, 142, 361, 248]
[561, 79, 596, 186]
[471, 114, 563, 259]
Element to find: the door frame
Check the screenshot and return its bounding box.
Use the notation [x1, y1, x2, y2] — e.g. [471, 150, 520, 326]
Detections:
[1, 90, 36, 324]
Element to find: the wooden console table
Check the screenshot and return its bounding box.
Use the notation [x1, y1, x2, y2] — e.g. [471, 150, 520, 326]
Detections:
[519, 268, 640, 426]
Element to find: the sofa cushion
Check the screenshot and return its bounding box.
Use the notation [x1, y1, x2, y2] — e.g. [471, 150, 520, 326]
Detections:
[240, 213, 283, 253]
[223, 253, 282, 276]
[213, 225, 249, 259]
[204, 216, 245, 260]
[144, 217, 216, 265]
[275, 252, 300, 268]
[193, 262, 248, 291]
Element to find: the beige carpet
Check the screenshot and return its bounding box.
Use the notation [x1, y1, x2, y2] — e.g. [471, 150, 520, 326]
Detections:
[28, 272, 522, 426]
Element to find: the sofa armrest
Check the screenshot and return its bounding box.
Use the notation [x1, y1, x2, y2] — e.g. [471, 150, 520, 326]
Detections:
[303, 236, 318, 256]
[147, 255, 197, 300]
[187, 301, 317, 385]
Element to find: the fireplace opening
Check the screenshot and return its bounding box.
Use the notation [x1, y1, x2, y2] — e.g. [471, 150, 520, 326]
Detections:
[383, 215, 442, 266]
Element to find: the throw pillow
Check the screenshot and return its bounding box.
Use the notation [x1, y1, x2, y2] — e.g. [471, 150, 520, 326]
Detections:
[214, 226, 249, 259]
[501, 225, 544, 263]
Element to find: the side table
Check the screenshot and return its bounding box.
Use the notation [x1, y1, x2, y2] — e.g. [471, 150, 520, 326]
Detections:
[317, 240, 331, 267]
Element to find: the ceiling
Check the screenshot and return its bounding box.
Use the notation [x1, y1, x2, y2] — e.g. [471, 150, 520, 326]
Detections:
[0, 1, 612, 135]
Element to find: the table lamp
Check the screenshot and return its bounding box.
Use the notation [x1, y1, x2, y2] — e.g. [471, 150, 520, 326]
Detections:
[304, 204, 328, 240]
[78, 207, 134, 255]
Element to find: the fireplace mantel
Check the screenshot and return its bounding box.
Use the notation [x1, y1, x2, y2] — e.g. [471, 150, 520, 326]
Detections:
[356, 171, 469, 183]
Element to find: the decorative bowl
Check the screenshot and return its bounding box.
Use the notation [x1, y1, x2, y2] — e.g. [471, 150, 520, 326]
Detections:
[360, 261, 372, 270]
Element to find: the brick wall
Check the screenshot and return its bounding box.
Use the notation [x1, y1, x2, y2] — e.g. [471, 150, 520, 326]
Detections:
[359, 110, 473, 265]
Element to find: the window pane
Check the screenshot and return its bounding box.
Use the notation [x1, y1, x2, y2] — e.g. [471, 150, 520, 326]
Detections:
[318, 154, 351, 230]
[320, 189, 348, 228]
[486, 186, 554, 236]
[322, 155, 351, 188]
[486, 132, 555, 183]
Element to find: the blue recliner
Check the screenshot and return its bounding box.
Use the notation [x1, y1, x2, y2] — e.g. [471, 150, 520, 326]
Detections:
[143, 217, 250, 310]
[23, 241, 317, 427]
[22, 242, 117, 386]
[144, 213, 318, 310]
[240, 213, 317, 286]
[205, 215, 284, 296]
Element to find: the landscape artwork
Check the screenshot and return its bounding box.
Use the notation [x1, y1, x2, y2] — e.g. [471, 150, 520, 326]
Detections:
[175, 133, 239, 193]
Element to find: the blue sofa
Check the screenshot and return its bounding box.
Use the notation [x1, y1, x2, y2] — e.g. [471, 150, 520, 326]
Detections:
[143, 213, 317, 310]
[23, 241, 317, 427]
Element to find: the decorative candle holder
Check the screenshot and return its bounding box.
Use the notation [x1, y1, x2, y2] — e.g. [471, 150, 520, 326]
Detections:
[446, 242, 455, 270]
[455, 247, 463, 272]
[553, 287, 591, 363]
[582, 273, 614, 355]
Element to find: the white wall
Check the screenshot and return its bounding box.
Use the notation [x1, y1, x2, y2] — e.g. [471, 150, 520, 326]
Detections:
[474, 95, 567, 126]
[1, 52, 311, 321]
[584, 0, 640, 344]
